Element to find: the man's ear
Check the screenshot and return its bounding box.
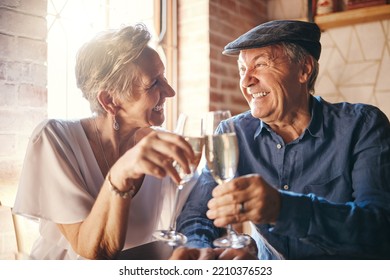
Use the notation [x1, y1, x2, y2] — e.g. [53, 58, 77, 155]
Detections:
[97, 90, 120, 115]
[299, 56, 314, 84]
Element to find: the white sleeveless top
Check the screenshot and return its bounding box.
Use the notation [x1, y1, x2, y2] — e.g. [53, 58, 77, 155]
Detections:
[13, 119, 195, 259]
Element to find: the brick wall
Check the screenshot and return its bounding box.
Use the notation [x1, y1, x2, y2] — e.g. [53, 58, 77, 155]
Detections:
[178, 0, 268, 116]
[0, 0, 47, 206]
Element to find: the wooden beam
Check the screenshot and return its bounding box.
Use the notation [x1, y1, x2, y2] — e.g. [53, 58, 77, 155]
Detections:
[315, 4, 390, 30]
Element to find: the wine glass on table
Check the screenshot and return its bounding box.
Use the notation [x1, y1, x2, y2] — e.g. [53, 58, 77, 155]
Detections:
[203, 110, 251, 249]
[154, 113, 204, 246]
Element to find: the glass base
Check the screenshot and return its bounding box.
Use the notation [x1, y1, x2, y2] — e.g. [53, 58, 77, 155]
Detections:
[154, 230, 188, 247]
[213, 234, 251, 249]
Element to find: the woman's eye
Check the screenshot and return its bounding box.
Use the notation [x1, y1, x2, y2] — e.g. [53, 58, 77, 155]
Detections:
[147, 80, 158, 89]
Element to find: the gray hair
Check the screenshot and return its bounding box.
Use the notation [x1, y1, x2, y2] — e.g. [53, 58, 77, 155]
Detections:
[75, 23, 152, 114]
[280, 42, 319, 94]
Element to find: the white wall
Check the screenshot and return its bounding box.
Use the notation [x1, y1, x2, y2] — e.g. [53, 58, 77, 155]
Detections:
[268, 0, 390, 118]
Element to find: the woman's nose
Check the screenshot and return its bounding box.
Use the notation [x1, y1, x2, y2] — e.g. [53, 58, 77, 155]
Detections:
[163, 81, 175, 97]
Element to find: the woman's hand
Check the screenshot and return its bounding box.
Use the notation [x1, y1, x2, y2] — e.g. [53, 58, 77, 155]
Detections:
[206, 174, 281, 227]
[111, 130, 195, 186]
[169, 247, 215, 260]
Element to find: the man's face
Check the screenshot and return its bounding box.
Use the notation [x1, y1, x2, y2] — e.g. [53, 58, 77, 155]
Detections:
[237, 45, 306, 123]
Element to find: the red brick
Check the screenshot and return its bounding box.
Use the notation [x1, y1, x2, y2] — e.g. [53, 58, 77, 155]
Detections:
[0, 62, 5, 80]
[231, 94, 248, 112]
[210, 90, 225, 102]
[178, 0, 266, 117]
[0, 0, 21, 9]
[18, 84, 47, 107]
[221, 79, 239, 91]
[0, 0, 46, 205]
[0, 83, 17, 106]
[19, 0, 47, 17]
[18, 38, 47, 63]
[22, 63, 47, 86]
[0, 8, 46, 40]
[0, 34, 17, 59]
[210, 62, 229, 76]
[2, 61, 23, 82]
[210, 76, 219, 88]
[0, 108, 46, 133]
[0, 62, 45, 84]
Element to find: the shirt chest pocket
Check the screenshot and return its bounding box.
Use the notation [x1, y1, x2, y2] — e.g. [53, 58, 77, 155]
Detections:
[303, 171, 353, 203]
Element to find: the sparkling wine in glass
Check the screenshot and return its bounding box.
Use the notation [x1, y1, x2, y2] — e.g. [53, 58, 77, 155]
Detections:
[153, 114, 204, 246]
[203, 110, 251, 249]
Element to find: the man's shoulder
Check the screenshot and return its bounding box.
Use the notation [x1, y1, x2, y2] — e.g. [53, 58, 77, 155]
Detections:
[316, 96, 387, 120]
[232, 110, 256, 123]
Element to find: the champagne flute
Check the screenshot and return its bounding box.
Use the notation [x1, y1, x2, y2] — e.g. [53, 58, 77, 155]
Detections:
[203, 110, 251, 248]
[154, 113, 204, 246]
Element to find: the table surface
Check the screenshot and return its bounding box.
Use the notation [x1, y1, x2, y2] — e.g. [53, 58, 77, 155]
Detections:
[117, 241, 174, 260]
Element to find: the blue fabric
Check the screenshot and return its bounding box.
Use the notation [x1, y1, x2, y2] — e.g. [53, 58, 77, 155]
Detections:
[176, 96, 390, 259]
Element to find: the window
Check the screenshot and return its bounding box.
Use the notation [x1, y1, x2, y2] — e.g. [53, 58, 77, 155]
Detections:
[46, 0, 159, 119]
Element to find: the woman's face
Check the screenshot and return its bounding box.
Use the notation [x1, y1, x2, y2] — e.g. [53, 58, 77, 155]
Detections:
[237, 45, 307, 123]
[119, 47, 175, 127]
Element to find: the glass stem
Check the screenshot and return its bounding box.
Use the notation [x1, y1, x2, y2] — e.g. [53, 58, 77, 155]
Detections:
[226, 224, 233, 234]
[168, 184, 183, 231]
[226, 224, 238, 241]
[222, 179, 238, 241]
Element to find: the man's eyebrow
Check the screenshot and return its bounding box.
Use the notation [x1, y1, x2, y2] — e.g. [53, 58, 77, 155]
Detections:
[237, 53, 271, 65]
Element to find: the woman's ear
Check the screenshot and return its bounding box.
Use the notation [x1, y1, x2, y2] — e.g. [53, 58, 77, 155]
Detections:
[299, 56, 314, 84]
[97, 91, 120, 115]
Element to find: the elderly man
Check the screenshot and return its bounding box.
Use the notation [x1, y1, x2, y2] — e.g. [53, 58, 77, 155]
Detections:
[176, 20, 390, 259]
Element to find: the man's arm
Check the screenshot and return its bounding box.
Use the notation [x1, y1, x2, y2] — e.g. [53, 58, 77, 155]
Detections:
[176, 170, 223, 248]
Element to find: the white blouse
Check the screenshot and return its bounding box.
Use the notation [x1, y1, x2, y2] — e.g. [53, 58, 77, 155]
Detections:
[13, 119, 195, 259]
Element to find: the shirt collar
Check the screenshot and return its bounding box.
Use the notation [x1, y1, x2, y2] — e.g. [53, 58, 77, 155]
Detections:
[254, 95, 325, 139]
[306, 95, 324, 138]
[254, 119, 267, 139]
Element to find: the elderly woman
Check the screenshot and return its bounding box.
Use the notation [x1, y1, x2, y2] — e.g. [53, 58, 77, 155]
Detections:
[13, 24, 194, 260]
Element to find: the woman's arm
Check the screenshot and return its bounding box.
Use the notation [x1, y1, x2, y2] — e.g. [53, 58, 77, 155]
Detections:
[57, 130, 195, 259]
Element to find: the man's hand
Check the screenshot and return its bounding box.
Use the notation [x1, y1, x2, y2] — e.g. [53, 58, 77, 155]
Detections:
[213, 247, 258, 260]
[207, 174, 281, 227]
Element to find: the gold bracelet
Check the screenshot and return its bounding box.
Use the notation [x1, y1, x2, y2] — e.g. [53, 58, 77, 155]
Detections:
[106, 172, 135, 199]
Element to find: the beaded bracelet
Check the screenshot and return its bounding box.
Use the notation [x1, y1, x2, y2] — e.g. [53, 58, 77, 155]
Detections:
[106, 172, 135, 199]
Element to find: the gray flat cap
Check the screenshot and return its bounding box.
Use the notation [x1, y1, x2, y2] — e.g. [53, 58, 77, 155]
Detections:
[223, 20, 321, 60]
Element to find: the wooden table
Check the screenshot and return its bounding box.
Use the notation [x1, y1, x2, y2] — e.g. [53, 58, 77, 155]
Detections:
[117, 241, 174, 260]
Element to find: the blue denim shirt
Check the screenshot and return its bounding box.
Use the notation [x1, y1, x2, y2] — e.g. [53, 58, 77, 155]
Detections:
[176, 96, 390, 259]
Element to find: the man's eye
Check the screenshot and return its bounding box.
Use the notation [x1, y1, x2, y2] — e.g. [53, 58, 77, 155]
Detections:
[239, 67, 246, 75]
[255, 62, 267, 68]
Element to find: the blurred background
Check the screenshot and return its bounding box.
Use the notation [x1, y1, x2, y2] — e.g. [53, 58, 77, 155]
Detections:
[1, 0, 389, 255]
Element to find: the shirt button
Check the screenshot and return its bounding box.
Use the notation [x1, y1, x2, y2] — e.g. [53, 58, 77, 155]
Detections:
[276, 144, 282, 149]
[283, 185, 289, 190]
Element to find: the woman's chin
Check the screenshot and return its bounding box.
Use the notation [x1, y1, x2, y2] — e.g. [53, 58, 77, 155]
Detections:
[150, 113, 165, 126]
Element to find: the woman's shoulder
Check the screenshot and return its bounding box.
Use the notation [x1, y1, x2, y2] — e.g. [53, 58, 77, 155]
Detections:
[30, 119, 82, 143]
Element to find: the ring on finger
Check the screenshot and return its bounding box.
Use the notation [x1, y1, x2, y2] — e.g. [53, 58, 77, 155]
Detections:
[163, 158, 173, 165]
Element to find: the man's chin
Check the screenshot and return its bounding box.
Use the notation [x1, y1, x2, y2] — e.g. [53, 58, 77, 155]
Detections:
[250, 108, 263, 119]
